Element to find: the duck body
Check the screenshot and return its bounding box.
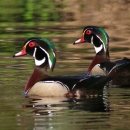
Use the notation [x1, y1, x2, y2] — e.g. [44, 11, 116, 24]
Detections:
[27, 75, 106, 97]
[13, 37, 110, 97]
[37, 75, 110, 97]
[90, 57, 130, 76]
[23, 66, 110, 97]
[74, 26, 130, 79]
[99, 57, 130, 76]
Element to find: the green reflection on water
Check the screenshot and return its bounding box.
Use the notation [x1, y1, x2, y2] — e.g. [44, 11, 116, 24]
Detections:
[0, 0, 130, 130]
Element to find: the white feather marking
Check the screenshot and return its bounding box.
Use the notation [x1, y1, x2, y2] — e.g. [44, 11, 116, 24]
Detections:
[90, 64, 106, 75]
[39, 46, 55, 69]
[51, 48, 56, 57]
[33, 47, 36, 57]
[84, 29, 88, 33]
[39, 81, 70, 92]
[91, 36, 103, 53]
[72, 77, 89, 90]
[33, 48, 46, 66]
[96, 35, 106, 52]
[72, 84, 76, 90]
[108, 64, 118, 75]
[34, 57, 46, 66]
[84, 28, 107, 52]
[25, 40, 32, 46]
[97, 64, 100, 67]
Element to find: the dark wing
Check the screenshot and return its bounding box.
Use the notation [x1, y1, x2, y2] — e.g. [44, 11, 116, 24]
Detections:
[72, 76, 111, 96]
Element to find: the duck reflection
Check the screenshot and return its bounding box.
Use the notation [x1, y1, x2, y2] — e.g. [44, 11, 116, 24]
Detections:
[24, 97, 69, 114]
[21, 87, 110, 130]
[23, 87, 110, 115]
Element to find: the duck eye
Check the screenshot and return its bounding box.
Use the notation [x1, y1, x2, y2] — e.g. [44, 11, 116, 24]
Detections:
[29, 42, 35, 47]
[86, 30, 92, 35]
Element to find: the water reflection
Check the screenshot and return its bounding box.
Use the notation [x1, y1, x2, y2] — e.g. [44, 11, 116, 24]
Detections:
[24, 95, 109, 114]
[1, 0, 130, 130]
[21, 92, 110, 130]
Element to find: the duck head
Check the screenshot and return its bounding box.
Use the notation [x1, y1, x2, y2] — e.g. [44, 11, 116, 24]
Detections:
[74, 26, 110, 60]
[13, 38, 56, 95]
[13, 37, 56, 71]
[73, 26, 110, 75]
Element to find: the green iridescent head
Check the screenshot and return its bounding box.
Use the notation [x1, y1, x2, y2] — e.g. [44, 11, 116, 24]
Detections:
[74, 26, 109, 54]
[13, 37, 56, 71]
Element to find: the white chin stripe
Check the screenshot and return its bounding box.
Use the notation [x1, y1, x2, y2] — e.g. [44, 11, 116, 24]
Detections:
[91, 36, 103, 53]
[35, 57, 46, 66]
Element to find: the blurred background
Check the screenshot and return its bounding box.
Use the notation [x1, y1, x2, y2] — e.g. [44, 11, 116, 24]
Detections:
[0, 0, 130, 75]
[0, 0, 130, 130]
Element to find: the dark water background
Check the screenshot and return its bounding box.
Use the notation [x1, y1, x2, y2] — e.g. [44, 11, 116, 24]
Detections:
[0, 0, 130, 130]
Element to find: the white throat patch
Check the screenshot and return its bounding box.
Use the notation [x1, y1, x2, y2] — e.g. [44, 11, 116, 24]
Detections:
[91, 36, 103, 53]
[33, 48, 46, 66]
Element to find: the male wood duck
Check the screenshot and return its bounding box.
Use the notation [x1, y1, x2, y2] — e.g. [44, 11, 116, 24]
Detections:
[73, 26, 130, 77]
[13, 37, 110, 97]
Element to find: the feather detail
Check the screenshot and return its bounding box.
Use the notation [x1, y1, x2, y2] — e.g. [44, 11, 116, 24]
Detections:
[28, 81, 69, 97]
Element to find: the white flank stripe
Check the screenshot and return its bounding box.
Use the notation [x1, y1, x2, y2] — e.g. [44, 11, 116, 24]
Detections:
[40, 80, 70, 92]
[108, 64, 118, 75]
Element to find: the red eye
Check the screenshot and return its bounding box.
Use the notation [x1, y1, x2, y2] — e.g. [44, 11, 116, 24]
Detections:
[29, 42, 35, 47]
[86, 30, 92, 35]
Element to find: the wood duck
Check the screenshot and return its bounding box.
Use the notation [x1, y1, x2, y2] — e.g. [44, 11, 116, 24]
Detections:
[73, 26, 130, 77]
[13, 37, 110, 97]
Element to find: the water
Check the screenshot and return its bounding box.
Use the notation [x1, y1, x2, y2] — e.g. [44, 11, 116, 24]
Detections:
[0, 1, 130, 130]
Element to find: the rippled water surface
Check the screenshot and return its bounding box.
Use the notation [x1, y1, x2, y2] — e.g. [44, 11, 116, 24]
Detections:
[0, 1, 130, 130]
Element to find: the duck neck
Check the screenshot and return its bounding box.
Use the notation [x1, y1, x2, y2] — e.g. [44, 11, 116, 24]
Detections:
[87, 49, 110, 74]
[24, 65, 51, 95]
